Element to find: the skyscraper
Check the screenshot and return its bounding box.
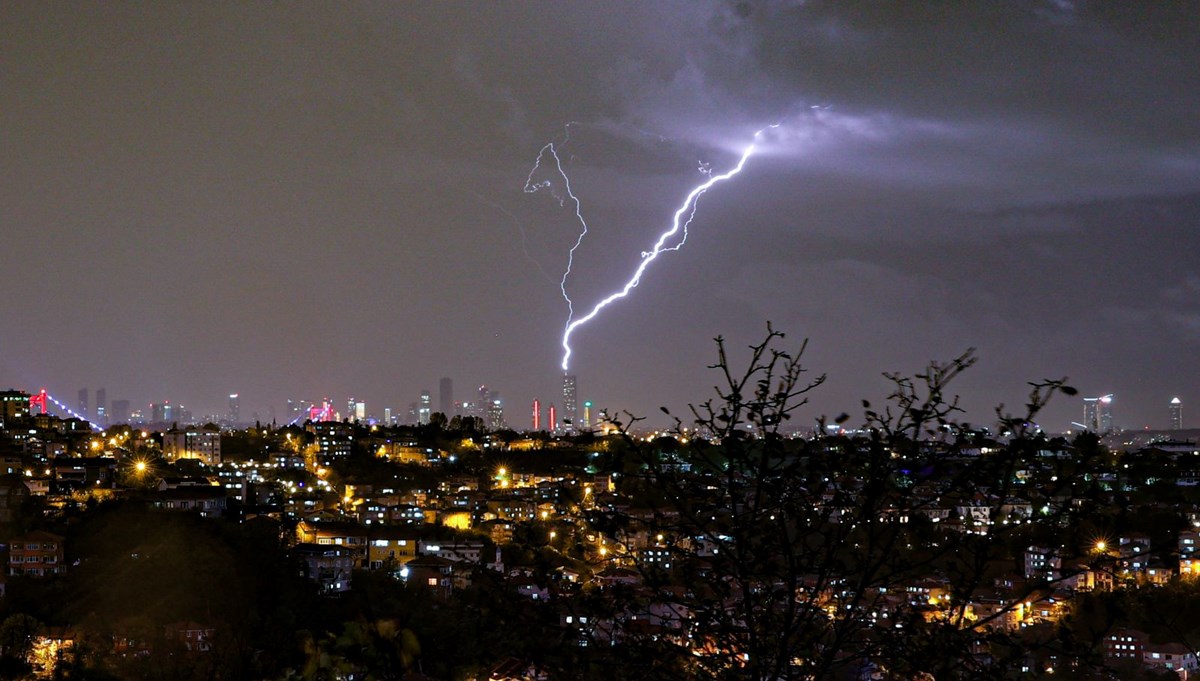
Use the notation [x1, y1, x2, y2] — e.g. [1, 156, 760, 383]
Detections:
[1170, 397, 1183, 430]
[109, 400, 130, 426]
[532, 399, 541, 431]
[418, 390, 432, 425]
[486, 393, 504, 431]
[95, 388, 107, 426]
[77, 388, 88, 420]
[439, 377, 454, 417]
[562, 374, 577, 432]
[151, 401, 174, 424]
[1083, 395, 1114, 432]
[229, 393, 241, 424]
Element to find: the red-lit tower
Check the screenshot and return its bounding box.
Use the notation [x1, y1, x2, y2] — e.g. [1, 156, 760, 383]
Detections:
[308, 399, 335, 422]
[532, 399, 541, 431]
[548, 404, 557, 433]
[29, 389, 47, 415]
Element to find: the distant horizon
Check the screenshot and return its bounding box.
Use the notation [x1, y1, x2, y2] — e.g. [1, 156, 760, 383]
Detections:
[8, 383, 1197, 441]
[3, 4, 1196, 440]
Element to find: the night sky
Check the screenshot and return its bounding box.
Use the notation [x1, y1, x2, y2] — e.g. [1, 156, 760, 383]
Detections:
[2, 2, 1197, 431]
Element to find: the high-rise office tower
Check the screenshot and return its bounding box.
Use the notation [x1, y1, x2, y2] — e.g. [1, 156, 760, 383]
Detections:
[548, 404, 557, 433]
[418, 390, 432, 425]
[1083, 395, 1114, 432]
[95, 388, 107, 426]
[1098, 395, 1113, 431]
[151, 401, 174, 424]
[109, 400, 130, 426]
[77, 388, 88, 420]
[562, 374, 577, 431]
[532, 399, 541, 431]
[384, 407, 393, 425]
[582, 400, 592, 430]
[229, 393, 241, 424]
[1170, 397, 1183, 430]
[439, 378, 454, 417]
[486, 393, 504, 431]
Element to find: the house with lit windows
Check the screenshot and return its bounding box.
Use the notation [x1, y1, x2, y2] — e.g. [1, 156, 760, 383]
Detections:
[292, 543, 354, 594]
[8, 530, 65, 576]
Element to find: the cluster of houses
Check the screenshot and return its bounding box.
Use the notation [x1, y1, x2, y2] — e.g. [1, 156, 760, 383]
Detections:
[6, 391, 1200, 677]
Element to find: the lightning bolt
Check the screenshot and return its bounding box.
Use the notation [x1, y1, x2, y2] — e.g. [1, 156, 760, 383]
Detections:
[524, 124, 589, 325]
[559, 126, 774, 371]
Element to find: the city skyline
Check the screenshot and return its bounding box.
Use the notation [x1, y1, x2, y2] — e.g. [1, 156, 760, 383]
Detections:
[1, 4, 1197, 431]
[21, 382, 1197, 436]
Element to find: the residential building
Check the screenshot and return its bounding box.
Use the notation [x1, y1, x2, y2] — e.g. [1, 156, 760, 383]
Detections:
[292, 543, 354, 594]
[0, 390, 30, 426]
[162, 425, 222, 465]
[308, 421, 353, 462]
[9, 530, 65, 577]
[367, 527, 421, 570]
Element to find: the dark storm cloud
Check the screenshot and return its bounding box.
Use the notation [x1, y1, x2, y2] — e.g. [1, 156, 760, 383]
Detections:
[558, 1, 1197, 215]
[0, 2, 1195, 429]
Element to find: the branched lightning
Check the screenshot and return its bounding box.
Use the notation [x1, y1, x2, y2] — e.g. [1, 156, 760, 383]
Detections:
[557, 126, 775, 371]
[524, 124, 589, 324]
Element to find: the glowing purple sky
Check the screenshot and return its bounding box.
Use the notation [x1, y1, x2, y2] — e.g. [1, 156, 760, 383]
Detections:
[1, 3, 1197, 430]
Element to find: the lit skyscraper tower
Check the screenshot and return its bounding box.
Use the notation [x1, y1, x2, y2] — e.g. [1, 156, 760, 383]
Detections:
[95, 388, 107, 426]
[77, 388, 88, 420]
[418, 390, 432, 425]
[1098, 395, 1114, 431]
[548, 404, 557, 433]
[562, 374, 577, 431]
[583, 401, 592, 430]
[229, 393, 241, 424]
[532, 399, 541, 431]
[1083, 395, 1114, 432]
[486, 393, 504, 431]
[1170, 397, 1183, 430]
